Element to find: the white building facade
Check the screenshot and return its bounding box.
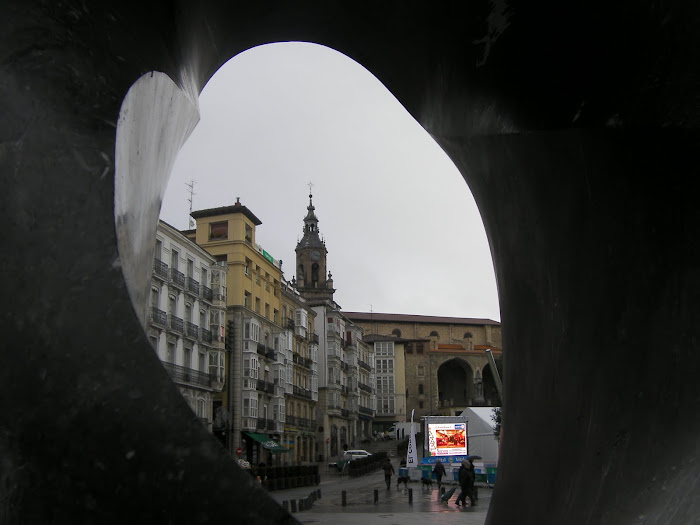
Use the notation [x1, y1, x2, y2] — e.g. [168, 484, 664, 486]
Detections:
[146, 220, 227, 431]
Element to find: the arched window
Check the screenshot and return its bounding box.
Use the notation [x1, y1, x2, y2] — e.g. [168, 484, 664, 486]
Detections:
[311, 263, 319, 285]
[418, 383, 424, 395]
[430, 330, 439, 337]
[464, 332, 473, 339]
[392, 328, 402, 337]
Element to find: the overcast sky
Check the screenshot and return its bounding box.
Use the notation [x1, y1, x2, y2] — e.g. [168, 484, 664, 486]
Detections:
[160, 42, 500, 321]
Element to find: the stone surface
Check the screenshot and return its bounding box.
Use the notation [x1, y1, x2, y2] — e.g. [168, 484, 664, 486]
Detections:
[1, 1, 698, 524]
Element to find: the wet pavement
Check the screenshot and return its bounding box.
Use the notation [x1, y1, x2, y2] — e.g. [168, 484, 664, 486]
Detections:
[268, 463, 491, 525]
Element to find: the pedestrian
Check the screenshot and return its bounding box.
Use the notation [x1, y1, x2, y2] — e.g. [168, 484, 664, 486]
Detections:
[433, 459, 446, 489]
[456, 459, 476, 507]
[381, 458, 395, 489]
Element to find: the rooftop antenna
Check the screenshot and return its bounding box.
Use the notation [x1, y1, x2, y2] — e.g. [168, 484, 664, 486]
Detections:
[186, 180, 196, 229]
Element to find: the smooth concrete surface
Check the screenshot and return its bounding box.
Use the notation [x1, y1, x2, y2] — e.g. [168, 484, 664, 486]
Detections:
[1, 2, 699, 524]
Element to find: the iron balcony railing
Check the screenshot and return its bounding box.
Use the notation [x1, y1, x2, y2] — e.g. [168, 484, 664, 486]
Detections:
[153, 259, 168, 280]
[256, 343, 266, 356]
[201, 285, 213, 302]
[287, 318, 295, 330]
[162, 362, 212, 389]
[150, 307, 167, 327]
[359, 382, 372, 393]
[255, 418, 275, 431]
[169, 268, 185, 288]
[293, 385, 312, 399]
[310, 333, 319, 344]
[358, 360, 371, 371]
[340, 408, 350, 418]
[265, 347, 276, 360]
[200, 327, 212, 344]
[168, 314, 184, 333]
[186, 277, 200, 295]
[185, 321, 198, 339]
[256, 379, 275, 394]
[341, 361, 349, 372]
[359, 406, 374, 416]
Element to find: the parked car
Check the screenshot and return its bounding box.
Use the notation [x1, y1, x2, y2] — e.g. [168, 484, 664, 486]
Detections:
[342, 449, 372, 461]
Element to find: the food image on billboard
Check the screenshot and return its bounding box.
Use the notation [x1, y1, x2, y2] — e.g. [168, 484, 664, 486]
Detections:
[427, 422, 467, 456]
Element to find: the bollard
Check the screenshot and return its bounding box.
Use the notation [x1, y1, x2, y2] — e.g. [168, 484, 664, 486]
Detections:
[282, 501, 288, 511]
[317, 489, 322, 499]
[290, 499, 297, 513]
[342, 490, 347, 507]
[374, 489, 378, 504]
[408, 488, 413, 504]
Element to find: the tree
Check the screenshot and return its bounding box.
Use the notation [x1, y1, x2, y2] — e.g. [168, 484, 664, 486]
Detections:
[491, 407, 502, 441]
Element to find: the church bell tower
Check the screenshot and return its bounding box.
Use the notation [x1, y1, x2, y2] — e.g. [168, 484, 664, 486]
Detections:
[295, 192, 335, 302]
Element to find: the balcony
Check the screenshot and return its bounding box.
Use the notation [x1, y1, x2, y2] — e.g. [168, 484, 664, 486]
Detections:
[287, 416, 314, 430]
[340, 361, 349, 372]
[293, 385, 312, 399]
[150, 307, 167, 327]
[287, 318, 295, 330]
[162, 362, 212, 389]
[309, 333, 319, 344]
[153, 259, 168, 280]
[341, 385, 349, 395]
[265, 347, 276, 360]
[359, 406, 374, 416]
[256, 343, 266, 356]
[185, 321, 198, 339]
[340, 408, 350, 418]
[200, 327, 212, 344]
[255, 418, 275, 431]
[186, 277, 200, 296]
[256, 379, 275, 394]
[201, 285, 213, 302]
[359, 382, 372, 393]
[168, 314, 184, 333]
[169, 268, 185, 288]
[358, 359, 371, 371]
[305, 357, 313, 367]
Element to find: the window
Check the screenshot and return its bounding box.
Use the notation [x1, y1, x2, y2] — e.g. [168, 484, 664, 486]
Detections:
[417, 343, 424, 354]
[150, 287, 160, 309]
[378, 396, 395, 415]
[255, 297, 260, 313]
[430, 330, 439, 337]
[199, 310, 206, 329]
[243, 393, 258, 417]
[244, 320, 260, 342]
[295, 308, 308, 329]
[273, 309, 278, 324]
[184, 303, 192, 323]
[418, 383, 424, 395]
[198, 351, 206, 372]
[375, 342, 394, 356]
[405, 343, 413, 354]
[166, 342, 175, 363]
[417, 365, 425, 377]
[265, 303, 270, 319]
[196, 399, 205, 418]
[245, 258, 251, 276]
[168, 295, 176, 316]
[419, 401, 424, 409]
[170, 249, 179, 270]
[376, 359, 394, 374]
[464, 332, 473, 339]
[154, 239, 162, 260]
[376, 376, 394, 394]
[243, 355, 259, 379]
[187, 258, 194, 278]
[149, 335, 158, 350]
[209, 221, 228, 240]
[201, 267, 208, 286]
[244, 224, 252, 243]
[184, 347, 192, 368]
[392, 328, 402, 337]
[244, 291, 251, 308]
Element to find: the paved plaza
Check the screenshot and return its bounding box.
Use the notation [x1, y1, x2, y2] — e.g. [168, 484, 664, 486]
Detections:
[267, 463, 491, 525]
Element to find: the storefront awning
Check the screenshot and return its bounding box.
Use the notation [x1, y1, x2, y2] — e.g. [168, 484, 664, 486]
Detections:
[243, 432, 288, 452]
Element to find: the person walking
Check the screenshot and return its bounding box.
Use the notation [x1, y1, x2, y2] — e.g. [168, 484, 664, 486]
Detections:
[382, 458, 395, 489]
[433, 459, 446, 489]
[456, 459, 476, 507]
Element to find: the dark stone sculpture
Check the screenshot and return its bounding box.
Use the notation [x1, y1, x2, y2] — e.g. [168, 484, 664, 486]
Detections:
[1, 1, 698, 523]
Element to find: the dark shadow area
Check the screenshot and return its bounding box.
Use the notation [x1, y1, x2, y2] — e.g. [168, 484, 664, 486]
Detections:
[1, 2, 698, 524]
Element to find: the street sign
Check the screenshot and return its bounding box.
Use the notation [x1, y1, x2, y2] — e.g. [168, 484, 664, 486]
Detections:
[236, 448, 242, 456]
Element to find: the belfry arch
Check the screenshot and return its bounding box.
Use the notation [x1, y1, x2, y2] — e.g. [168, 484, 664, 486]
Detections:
[3, 2, 699, 525]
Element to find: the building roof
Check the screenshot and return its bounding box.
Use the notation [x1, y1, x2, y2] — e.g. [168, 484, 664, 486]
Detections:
[343, 311, 500, 326]
[190, 199, 262, 225]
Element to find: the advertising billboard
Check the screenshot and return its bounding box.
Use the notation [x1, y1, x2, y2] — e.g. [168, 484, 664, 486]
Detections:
[427, 422, 467, 457]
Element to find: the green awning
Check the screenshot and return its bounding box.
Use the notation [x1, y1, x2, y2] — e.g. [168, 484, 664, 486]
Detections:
[243, 432, 289, 452]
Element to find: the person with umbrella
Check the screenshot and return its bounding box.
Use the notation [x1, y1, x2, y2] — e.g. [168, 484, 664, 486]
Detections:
[433, 459, 446, 489]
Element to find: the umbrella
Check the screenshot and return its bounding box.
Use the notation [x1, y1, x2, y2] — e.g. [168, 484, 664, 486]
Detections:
[466, 455, 482, 461]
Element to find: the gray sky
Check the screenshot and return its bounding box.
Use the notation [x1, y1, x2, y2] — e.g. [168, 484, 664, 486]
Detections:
[160, 42, 500, 321]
